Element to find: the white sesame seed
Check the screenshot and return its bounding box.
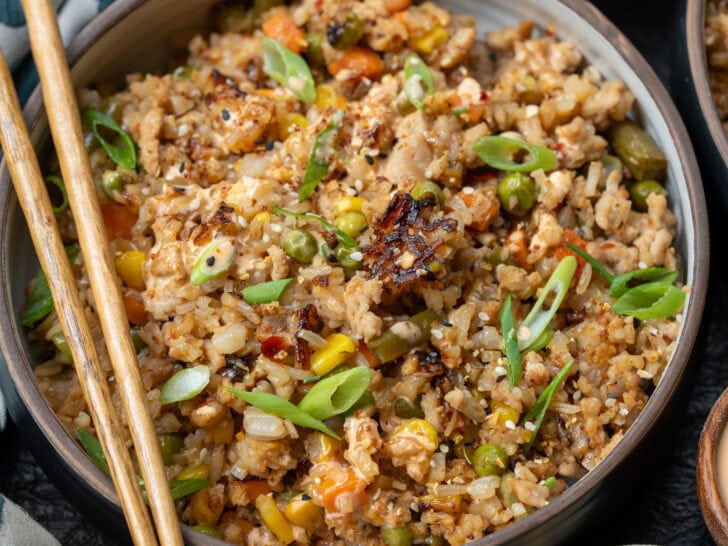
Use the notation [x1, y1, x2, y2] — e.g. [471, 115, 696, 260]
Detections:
[269, 223, 282, 233]
[524, 421, 536, 431]
[649, 328, 659, 336]
[350, 251, 364, 261]
[604, 398, 616, 408]
[262, 234, 270, 243]
[525, 104, 539, 118]
[463, 186, 474, 194]
[573, 390, 582, 401]
[638, 261, 647, 269]
[346, 187, 357, 196]
[354, 179, 364, 192]
[439, 444, 449, 453]
[505, 420, 516, 430]
[619, 407, 629, 416]
[431, 328, 444, 339]
[425, 170, 433, 179]
[636, 369, 653, 379]
[478, 312, 490, 321]
[494, 365, 507, 376]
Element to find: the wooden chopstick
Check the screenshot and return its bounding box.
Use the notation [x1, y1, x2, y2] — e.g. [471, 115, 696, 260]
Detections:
[0, 52, 158, 546]
[20, 1, 184, 544]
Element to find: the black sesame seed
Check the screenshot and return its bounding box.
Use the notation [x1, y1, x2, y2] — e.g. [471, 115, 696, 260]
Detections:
[359, 225, 369, 233]
[464, 438, 476, 446]
[301, 493, 311, 501]
[327, 253, 338, 263]
[206, 256, 216, 267]
[173, 186, 186, 192]
[179, 161, 185, 173]
[221, 108, 231, 121]
[607, 393, 620, 399]
[254, 138, 266, 145]
[496, 374, 507, 383]
[265, 140, 275, 151]
[439, 319, 453, 327]
[364, 154, 374, 165]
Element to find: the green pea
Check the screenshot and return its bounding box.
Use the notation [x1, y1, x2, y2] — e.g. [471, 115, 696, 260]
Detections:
[51, 331, 73, 364]
[381, 526, 414, 546]
[327, 13, 364, 50]
[172, 65, 194, 82]
[283, 229, 318, 264]
[394, 397, 424, 419]
[306, 32, 326, 68]
[158, 433, 185, 465]
[130, 326, 147, 353]
[497, 172, 535, 216]
[102, 170, 125, 201]
[629, 180, 666, 212]
[608, 120, 667, 181]
[410, 181, 444, 206]
[333, 244, 362, 269]
[191, 525, 223, 539]
[333, 211, 368, 239]
[471, 443, 509, 477]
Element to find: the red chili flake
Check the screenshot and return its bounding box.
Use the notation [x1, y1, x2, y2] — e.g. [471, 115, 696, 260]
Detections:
[261, 336, 287, 360]
[554, 142, 565, 161]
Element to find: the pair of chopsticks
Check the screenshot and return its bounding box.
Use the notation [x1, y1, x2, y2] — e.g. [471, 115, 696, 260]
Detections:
[0, 1, 184, 545]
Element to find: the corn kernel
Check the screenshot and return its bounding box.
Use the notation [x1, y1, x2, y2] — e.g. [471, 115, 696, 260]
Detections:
[285, 493, 324, 532]
[307, 431, 342, 463]
[235, 430, 245, 442]
[256, 494, 294, 544]
[315, 84, 346, 110]
[190, 487, 225, 527]
[492, 402, 520, 426]
[394, 418, 438, 453]
[254, 211, 272, 224]
[333, 196, 365, 215]
[418, 494, 462, 513]
[114, 250, 146, 290]
[176, 462, 210, 481]
[277, 112, 307, 140]
[310, 333, 356, 375]
[410, 27, 449, 55]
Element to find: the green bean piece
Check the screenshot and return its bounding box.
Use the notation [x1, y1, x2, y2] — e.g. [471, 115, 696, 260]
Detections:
[630, 180, 666, 212]
[368, 310, 440, 363]
[261, 36, 316, 103]
[45, 175, 68, 214]
[283, 229, 318, 264]
[191, 526, 224, 539]
[520, 360, 573, 452]
[471, 443, 509, 476]
[298, 366, 372, 420]
[272, 206, 359, 248]
[242, 278, 293, 304]
[611, 281, 685, 321]
[497, 172, 536, 216]
[159, 365, 211, 404]
[190, 237, 237, 286]
[172, 65, 194, 82]
[333, 211, 368, 239]
[327, 13, 364, 49]
[367, 329, 410, 364]
[381, 526, 414, 546]
[393, 397, 425, 419]
[608, 120, 667, 181]
[300, 111, 345, 201]
[20, 246, 80, 326]
[472, 136, 558, 173]
[158, 433, 185, 465]
[306, 32, 326, 67]
[410, 181, 444, 206]
[500, 294, 521, 389]
[518, 256, 577, 352]
[226, 386, 338, 438]
[404, 53, 434, 111]
[498, 472, 518, 508]
[51, 331, 73, 364]
[333, 244, 363, 270]
[77, 428, 111, 475]
[409, 309, 441, 340]
[83, 109, 137, 170]
[130, 326, 147, 353]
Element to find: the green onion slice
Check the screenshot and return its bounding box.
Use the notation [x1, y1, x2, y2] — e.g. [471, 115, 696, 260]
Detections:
[83, 109, 137, 170]
[611, 281, 685, 321]
[518, 256, 577, 352]
[297, 366, 372, 420]
[404, 53, 434, 111]
[20, 246, 80, 326]
[451, 106, 467, 116]
[190, 237, 237, 286]
[499, 294, 521, 389]
[159, 365, 211, 404]
[226, 387, 338, 438]
[609, 268, 677, 299]
[472, 136, 558, 173]
[45, 175, 68, 214]
[565, 243, 614, 283]
[527, 327, 554, 353]
[242, 278, 293, 304]
[520, 359, 573, 452]
[272, 206, 358, 248]
[166, 479, 209, 500]
[261, 36, 316, 103]
[299, 110, 345, 201]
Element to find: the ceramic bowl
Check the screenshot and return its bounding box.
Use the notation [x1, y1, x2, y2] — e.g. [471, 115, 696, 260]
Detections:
[0, 0, 710, 544]
[697, 387, 728, 546]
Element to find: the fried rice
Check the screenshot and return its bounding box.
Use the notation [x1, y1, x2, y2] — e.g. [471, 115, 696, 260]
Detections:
[27, 1, 685, 544]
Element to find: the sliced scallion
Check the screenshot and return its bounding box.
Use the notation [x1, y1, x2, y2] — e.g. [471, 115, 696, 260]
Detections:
[20, 246, 80, 326]
[272, 206, 358, 248]
[242, 278, 293, 304]
[299, 110, 345, 201]
[45, 175, 68, 214]
[261, 36, 316, 103]
[520, 359, 573, 452]
[297, 366, 372, 420]
[226, 387, 338, 438]
[404, 53, 434, 111]
[190, 237, 237, 286]
[472, 136, 557, 173]
[499, 294, 521, 389]
[159, 365, 210, 404]
[83, 109, 137, 169]
[611, 281, 685, 321]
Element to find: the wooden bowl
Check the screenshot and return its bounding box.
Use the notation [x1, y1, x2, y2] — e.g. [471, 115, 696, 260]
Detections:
[0, 0, 710, 544]
[698, 387, 728, 545]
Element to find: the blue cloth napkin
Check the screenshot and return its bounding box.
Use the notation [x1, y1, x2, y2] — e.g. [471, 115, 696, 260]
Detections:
[0, 1, 114, 543]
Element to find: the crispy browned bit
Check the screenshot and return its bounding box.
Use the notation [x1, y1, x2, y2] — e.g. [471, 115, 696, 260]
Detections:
[294, 304, 323, 368]
[191, 203, 236, 244]
[417, 350, 446, 375]
[362, 193, 457, 295]
[312, 274, 330, 287]
[566, 306, 586, 325]
[210, 68, 248, 99]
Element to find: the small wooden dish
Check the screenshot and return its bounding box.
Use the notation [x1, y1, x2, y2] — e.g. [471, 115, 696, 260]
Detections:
[697, 387, 728, 545]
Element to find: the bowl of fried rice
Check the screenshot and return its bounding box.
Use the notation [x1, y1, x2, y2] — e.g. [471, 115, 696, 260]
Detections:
[0, 0, 709, 544]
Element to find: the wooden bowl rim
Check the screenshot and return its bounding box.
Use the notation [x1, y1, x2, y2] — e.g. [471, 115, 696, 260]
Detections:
[698, 387, 728, 545]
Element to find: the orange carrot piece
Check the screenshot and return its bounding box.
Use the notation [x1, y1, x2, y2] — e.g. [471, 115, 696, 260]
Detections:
[262, 11, 307, 54]
[328, 47, 383, 81]
[385, 0, 411, 14]
[555, 229, 587, 277]
[319, 467, 366, 512]
[101, 202, 137, 240]
[123, 292, 148, 326]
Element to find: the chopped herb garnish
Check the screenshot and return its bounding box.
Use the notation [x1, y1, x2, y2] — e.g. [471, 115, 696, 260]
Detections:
[159, 365, 211, 405]
[404, 53, 434, 111]
[299, 111, 345, 201]
[20, 246, 80, 325]
[297, 366, 372, 420]
[472, 135, 557, 173]
[260, 36, 316, 103]
[83, 109, 137, 169]
[303, 375, 321, 384]
[242, 278, 293, 305]
[451, 106, 467, 116]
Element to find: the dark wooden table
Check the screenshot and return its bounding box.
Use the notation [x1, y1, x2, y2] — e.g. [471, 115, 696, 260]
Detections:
[0, 1, 721, 544]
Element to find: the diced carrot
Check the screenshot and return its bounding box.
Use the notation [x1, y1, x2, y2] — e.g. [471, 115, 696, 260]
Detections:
[319, 467, 366, 512]
[460, 187, 500, 232]
[328, 47, 383, 82]
[554, 229, 587, 277]
[101, 202, 137, 240]
[385, 0, 411, 14]
[123, 292, 148, 326]
[505, 229, 529, 270]
[262, 11, 307, 54]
